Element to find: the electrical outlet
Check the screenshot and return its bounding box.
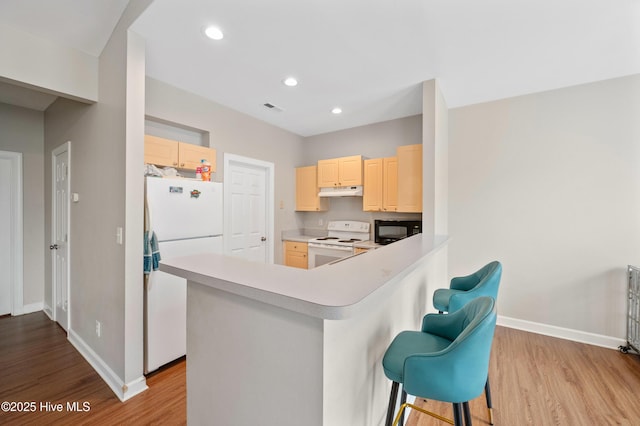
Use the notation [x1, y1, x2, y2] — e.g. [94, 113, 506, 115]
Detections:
[95, 320, 102, 337]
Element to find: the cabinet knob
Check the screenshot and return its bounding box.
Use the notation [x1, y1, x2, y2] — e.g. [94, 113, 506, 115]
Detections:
[173, 162, 178, 166]
[180, 163, 185, 167]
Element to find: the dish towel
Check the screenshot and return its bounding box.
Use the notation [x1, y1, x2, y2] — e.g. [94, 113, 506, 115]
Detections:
[144, 231, 161, 275]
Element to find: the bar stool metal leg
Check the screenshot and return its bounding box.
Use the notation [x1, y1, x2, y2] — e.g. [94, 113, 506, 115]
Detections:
[463, 401, 472, 426]
[452, 403, 463, 426]
[385, 381, 399, 426]
[485, 378, 494, 425]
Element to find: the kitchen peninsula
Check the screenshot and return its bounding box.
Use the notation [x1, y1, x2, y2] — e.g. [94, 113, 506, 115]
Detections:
[160, 234, 448, 426]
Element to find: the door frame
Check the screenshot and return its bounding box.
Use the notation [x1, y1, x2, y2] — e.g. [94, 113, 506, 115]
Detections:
[223, 153, 275, 264]
[51, 141, 71, 329]
[0, 151, 23, 316]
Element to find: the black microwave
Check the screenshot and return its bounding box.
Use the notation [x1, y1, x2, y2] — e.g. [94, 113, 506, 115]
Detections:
[374, 220, 422, 245]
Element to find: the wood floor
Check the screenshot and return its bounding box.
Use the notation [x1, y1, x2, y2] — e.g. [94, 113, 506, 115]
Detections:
[3, 313, 640, 425]
[0, 312, 185, 425]
[405, 326, 640, 426]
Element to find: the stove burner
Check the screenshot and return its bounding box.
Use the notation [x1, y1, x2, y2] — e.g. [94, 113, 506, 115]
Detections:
[316, 237, 339, 241]
[338, 239, 361, 243]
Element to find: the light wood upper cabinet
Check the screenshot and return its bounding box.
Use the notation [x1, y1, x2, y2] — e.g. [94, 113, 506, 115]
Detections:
[144, 134, 216, 172]
[382, 157, 398, 211]
[363, 157, 398, 212]
[363, 158, 383, 211]
[317, 155, 362, 187]
[178, 143, 217, 172]
[396, 144, 422, 213]
[296, 165, 328, 211]
[144, 135, 179, 168]
[283, 241, 308, 269]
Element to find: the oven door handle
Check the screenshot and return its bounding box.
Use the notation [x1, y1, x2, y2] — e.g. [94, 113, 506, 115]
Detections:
[308, 243, 353, 251]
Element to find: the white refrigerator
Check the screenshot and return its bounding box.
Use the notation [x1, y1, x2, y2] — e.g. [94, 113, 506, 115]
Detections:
[145, 176, 223, 373]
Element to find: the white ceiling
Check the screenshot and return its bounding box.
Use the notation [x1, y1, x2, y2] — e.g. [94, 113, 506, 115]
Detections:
[132, 0, 640, 136]
[0, 0, 131, 56]
[1, 0, 639, 136]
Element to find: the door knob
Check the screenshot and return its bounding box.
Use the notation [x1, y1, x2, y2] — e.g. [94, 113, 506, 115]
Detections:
[49, 244, 59, 250]
[261, 237, 267, 242]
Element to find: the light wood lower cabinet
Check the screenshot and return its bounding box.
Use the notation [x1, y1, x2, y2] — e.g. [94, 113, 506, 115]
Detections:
[144, 134, 217, 172]
[284, 241, 308, 269]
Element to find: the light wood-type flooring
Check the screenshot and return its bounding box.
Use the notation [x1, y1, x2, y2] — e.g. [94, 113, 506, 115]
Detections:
[405, 326, 640, 426]
[2, 312, 640, 425]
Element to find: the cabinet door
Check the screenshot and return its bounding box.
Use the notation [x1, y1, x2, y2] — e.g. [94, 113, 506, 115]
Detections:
[144, 135, 179, 168]
[338, 155, 363, 186]
[363, 158, 383, 211]
[296, 166, 328, 211]
[178, 143, 217, 171]
[284, 241, 308, 269]
[397, 144, 422, 212]
[383, 157, 398, 212]
[286, 251, 308, 269]
[317, 159, 340, 187]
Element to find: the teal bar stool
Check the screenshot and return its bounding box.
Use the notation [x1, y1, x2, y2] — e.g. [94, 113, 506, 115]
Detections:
[382, 297, 497, 426]
[433, 261, 502, 424]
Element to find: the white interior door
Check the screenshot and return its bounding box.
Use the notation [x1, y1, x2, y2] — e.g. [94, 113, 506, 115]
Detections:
[0, 151, 22, 316]
[52, 143, 70, 331]
[0, 157, 13, 315]
[224, 154, 274, 264]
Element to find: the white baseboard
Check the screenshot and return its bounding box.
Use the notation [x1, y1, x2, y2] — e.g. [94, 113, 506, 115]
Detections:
[43, 304, 53, 320]
[497, 315, 626, 350]
[68, 329, 148, 401]
[23, 302, 43, 315]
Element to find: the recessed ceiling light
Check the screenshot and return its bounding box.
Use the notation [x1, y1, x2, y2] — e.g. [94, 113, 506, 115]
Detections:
[331, 107, 342, 114]
[283, 77, 298, 87]
[204, 26, 224, 40]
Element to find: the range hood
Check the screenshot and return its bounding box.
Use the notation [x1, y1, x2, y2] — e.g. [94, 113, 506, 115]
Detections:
[318, 186, 363, 197]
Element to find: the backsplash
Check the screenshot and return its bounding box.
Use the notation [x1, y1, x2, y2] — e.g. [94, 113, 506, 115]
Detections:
[296, 196, 421, 233]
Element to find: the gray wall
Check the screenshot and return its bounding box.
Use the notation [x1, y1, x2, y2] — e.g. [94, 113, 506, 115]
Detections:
[448, 74, 640, 338]
[145, 77, 305, 263]
[303, 114, 422, 164]
[44, 0, 153, 392]
[299, 115, 423, 231]
[0, 103, 44, 307]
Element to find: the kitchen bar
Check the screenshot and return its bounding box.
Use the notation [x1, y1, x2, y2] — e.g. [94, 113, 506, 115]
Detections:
[160, 233, 448, 426]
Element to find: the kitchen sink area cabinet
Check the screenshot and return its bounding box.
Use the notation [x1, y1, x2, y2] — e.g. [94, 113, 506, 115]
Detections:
[144, 134, 217, 172]
[363, 157, 398, 212]
[296, 166, 329, 211]
[284, 241, 308, 269]
[317, 155, 363, 187]
[396, 144, 422, 213]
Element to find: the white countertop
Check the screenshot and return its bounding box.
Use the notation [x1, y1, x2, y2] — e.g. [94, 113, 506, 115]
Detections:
[160, 234, 448, 320]
[282, 235, 316, 243]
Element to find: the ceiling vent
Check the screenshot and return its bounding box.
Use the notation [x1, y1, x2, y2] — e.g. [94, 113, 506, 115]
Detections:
[263, 102, 284, 112]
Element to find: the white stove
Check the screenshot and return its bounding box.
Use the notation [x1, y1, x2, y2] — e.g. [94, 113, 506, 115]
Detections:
[308, 221, 370, 268]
